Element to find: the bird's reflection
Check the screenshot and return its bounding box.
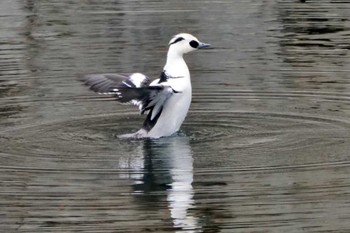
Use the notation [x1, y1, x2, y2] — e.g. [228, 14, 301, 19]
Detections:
[123, 136, 200, 232]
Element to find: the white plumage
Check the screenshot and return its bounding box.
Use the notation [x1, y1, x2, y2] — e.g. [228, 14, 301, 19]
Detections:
[80, 33, 210, 139]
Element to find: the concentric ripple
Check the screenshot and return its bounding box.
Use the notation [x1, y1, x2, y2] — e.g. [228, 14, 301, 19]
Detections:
[1, 100, 350, 172]
[2, 0, 350, 232]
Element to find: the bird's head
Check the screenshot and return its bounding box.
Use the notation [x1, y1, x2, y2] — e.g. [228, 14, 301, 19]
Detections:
[168, 33, 210, 55]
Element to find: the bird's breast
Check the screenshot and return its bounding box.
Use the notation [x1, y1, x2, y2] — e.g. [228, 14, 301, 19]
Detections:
[167, 75, 191, 93]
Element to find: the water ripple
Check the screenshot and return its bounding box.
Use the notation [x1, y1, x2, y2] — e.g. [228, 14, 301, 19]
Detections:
[2, 0, 350, 232]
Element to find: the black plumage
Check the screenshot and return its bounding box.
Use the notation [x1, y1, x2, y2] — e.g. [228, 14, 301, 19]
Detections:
[80, 73, 175, 131]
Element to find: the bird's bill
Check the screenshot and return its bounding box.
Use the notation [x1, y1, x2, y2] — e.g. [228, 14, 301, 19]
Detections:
[197, 42, 210, 49]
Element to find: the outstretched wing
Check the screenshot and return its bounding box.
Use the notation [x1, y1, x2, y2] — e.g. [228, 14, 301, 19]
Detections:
[80, 73, 151, 93]
[80, 73, 175, 120]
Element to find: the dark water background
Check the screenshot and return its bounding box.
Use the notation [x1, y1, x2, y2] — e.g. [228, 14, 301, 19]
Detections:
[1, 0, 350, 232]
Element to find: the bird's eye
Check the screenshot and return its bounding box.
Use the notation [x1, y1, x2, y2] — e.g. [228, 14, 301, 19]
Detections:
[189, 40, 199, 48]
[170, 37, 184, 45]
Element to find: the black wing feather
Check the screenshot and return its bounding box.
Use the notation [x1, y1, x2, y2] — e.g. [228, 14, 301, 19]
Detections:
[79, 73, 174, 118]
[79, 73, 149, 93]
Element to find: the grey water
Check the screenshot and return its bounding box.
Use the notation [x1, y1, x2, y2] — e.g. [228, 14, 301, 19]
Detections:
[1, 0, 350, 232]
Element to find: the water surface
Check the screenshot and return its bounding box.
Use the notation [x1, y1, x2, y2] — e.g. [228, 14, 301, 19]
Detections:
[1, 0, 350, 232]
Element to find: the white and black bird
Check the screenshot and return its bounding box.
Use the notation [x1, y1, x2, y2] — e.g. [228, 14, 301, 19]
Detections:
[80, 33, 210, 139]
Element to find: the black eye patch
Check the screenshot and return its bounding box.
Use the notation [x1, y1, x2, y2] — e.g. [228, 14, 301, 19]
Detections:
[170, 37, 184, 45]
[189, 40, 199, 48]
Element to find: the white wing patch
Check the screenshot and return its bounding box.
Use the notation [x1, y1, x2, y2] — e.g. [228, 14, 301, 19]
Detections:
[130, 73, 148, 88]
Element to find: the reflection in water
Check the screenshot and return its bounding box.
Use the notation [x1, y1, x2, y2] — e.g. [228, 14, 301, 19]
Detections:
[124, 137, 200, 232]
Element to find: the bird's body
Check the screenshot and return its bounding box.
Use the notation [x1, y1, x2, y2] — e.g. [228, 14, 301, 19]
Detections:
[80, 33, 209, 139]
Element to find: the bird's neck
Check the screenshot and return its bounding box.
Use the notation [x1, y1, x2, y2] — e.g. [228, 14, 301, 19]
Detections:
[163, 49, 190, 78]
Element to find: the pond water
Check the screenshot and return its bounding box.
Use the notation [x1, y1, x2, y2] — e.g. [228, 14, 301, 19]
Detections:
[1, 0, 350, 232]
